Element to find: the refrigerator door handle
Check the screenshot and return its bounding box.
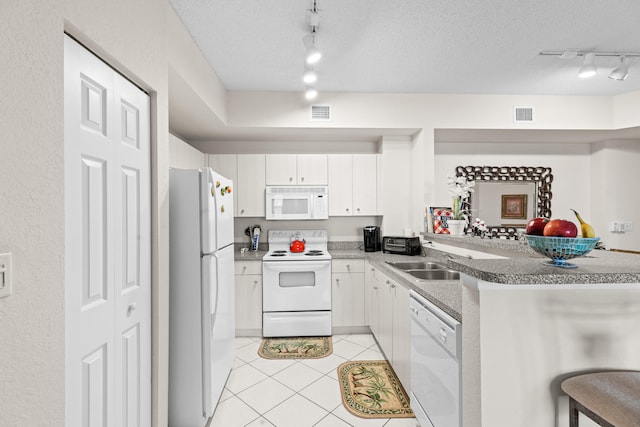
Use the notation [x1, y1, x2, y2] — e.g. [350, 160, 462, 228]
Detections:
[200, 254, 217, 417]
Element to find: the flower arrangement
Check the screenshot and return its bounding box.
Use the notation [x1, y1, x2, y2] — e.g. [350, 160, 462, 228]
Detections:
[447, 175, 475, 220]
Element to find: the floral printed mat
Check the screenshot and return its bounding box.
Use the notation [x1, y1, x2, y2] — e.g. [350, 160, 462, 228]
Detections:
[337, 360, 414, 419]
[258, 337, 332, 359]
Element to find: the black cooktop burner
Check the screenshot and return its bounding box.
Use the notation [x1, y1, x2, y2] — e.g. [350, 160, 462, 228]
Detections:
[269, 253, 285, 257]
[272, 250, 287, 254]
[305, 251, 325, 256]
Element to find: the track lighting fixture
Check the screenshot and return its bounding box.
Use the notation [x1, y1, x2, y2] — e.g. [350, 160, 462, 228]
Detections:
[540, 49, 640, 81]
[303, 65, 317, 84]
[301, 0, 323, 99]
[304, 86, 318, 100]
[609, 56, 630, 81]
[578, 52, 597, 78]
[303, 34, 322, 65]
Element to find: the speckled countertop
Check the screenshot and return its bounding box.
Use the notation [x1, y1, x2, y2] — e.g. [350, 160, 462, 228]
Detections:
[234, 236, 640, 323]
[424, 234, 640, 285]
[234, 243, 463, 322]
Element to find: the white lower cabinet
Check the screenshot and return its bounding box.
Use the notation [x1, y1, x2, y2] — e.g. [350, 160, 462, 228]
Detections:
[332, 259, 366, 331]
[391, 283, 410, 389]
[234, 261, 262, 335]
[365, 261, 411, 389]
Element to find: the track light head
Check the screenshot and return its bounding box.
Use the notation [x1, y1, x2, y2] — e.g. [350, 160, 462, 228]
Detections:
[578, 52, 597, 78]
[304, 86, 318, 100]
[303, 34, 322, 65]
[303, 66, 317, 84]
[609, 56, 630, 81]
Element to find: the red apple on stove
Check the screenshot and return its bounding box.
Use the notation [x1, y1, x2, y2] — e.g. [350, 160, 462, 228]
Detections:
[543, 219, 578, 238]
[525, 217, 550, 235]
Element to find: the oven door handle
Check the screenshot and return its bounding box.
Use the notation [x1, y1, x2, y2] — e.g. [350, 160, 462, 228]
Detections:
[263, 260, 331, 273]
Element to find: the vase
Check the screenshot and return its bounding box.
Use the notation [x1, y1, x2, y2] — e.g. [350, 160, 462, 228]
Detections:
[447, 219, 466, 236]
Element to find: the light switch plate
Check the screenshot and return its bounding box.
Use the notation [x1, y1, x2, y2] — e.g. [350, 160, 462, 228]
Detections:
[0, 253, 13, 298]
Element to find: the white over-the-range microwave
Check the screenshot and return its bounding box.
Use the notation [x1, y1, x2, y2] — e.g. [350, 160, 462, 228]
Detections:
[265, 186, 329, 220]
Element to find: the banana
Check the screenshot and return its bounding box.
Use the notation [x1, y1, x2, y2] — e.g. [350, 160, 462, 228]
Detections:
[571, 209, 596, 238]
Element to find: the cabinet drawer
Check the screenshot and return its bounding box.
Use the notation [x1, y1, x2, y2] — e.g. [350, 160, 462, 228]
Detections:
[332, 259, 365, 273]
[235, 261, 262, 275]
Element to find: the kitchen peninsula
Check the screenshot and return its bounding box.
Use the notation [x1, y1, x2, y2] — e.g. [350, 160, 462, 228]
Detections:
[423, 234, 640, 427]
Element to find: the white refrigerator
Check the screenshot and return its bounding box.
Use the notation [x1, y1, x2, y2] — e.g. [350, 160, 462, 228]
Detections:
[169, 168, 235, 426]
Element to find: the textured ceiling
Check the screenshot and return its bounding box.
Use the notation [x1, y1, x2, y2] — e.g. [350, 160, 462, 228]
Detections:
[169, 0, 640, 96]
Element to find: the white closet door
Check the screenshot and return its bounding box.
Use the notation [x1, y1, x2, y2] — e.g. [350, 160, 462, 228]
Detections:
[64, 35, 150, 427]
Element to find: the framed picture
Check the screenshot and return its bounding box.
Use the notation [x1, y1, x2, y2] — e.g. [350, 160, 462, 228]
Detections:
[501, 194, 527, 220]
[430, 206, 453, 234]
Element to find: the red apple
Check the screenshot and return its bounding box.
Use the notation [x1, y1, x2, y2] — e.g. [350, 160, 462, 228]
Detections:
[543, 219, 578, 238]
[526, 217, 549, 235]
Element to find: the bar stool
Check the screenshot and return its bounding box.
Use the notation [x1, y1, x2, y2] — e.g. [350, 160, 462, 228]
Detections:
[560, 371, 640, 427]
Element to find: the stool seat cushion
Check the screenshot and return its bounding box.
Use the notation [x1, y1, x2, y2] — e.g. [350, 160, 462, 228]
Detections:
[561, 371, 640, 427]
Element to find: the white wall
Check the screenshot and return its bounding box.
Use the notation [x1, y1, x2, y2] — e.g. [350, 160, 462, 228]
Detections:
[434, 141, 592, 229]
[591, 140, 640, 251]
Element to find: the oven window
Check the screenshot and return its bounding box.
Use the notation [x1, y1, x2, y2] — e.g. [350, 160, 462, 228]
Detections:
[279, 271, 315, 288]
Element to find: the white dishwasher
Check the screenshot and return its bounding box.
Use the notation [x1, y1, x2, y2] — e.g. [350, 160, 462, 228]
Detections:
[409, 290, 462, 427]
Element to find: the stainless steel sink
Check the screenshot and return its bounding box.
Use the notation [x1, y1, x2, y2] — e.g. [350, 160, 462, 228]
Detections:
[405, 269, 460, 281]
[385, 261, 447, 270]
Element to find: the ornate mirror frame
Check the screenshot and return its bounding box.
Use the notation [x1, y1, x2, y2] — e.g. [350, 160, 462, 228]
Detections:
[455, 166, 553, 239]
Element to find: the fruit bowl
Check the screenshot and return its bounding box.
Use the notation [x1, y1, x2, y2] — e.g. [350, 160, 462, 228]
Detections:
[526, 235, 600, 268]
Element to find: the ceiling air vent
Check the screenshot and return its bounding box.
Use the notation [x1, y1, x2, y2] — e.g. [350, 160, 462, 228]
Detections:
[514, 106, 534, 123]
[310, 105, 331, 121]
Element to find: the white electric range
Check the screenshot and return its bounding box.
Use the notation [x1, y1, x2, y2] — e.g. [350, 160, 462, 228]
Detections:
[262, 230, 332, 337]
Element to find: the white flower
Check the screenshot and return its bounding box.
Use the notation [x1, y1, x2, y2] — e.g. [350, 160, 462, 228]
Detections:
[447, 175, 475, 199]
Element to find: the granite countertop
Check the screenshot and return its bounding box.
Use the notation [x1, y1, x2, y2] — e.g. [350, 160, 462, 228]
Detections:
[331, 248, 462, 322]
[424, 234, 640, 285]
[234, 243, 463, 322]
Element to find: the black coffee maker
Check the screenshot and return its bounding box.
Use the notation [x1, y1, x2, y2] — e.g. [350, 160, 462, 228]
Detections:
[363, 226, 381, 252]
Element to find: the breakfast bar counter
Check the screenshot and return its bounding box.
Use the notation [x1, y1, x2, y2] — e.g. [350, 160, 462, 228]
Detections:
[423, 233, 640, 284]
[418, 235, 640, 427]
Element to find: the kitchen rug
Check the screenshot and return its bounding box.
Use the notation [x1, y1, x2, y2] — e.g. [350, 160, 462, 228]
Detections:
[258, 336, 332, 359]
[337, 360, 414, 419]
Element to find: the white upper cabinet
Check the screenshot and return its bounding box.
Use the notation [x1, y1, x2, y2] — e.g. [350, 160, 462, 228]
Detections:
[352, 154, 377, 215]
[265, 154, 327, 185]
[328, 154, 353, 216]
[237, 154, 266, 217]
[328, 154, 378, 216]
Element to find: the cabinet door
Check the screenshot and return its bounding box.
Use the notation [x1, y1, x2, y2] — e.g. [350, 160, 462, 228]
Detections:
[378, 273, 395, 361]
[352, 154, 377, 216]
[297, 154, 327, 185]
[392, 283, 410, 389]
[237, 154, 265, 217]
[332, 272, 365, 328]
[265, 154, 297, 185]
[208, 154, 238, 213]
[328, 154, 353, 216]
[234, 274, 262, 331]
[367, 265, 382, 338]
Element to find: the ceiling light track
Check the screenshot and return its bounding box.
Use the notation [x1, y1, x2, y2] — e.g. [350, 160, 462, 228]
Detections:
[540, 50, 640, 58]
[540, 50, 639, 80]
[302, 0, 322, 100]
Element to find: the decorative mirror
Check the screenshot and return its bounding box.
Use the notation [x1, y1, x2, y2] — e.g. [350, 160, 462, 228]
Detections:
[455, 166, 553, 239]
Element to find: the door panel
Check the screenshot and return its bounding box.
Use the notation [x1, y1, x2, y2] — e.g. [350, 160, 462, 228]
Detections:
[82, 344, 108, 427]
[65, 35, 150, 427]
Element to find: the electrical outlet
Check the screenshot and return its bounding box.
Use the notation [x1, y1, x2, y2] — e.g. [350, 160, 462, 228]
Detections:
[610, 221, 634, 233]
[0, 253, 12, 298]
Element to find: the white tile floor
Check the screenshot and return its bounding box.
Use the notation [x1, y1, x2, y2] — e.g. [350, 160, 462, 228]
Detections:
[209, 334, 420, 427]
